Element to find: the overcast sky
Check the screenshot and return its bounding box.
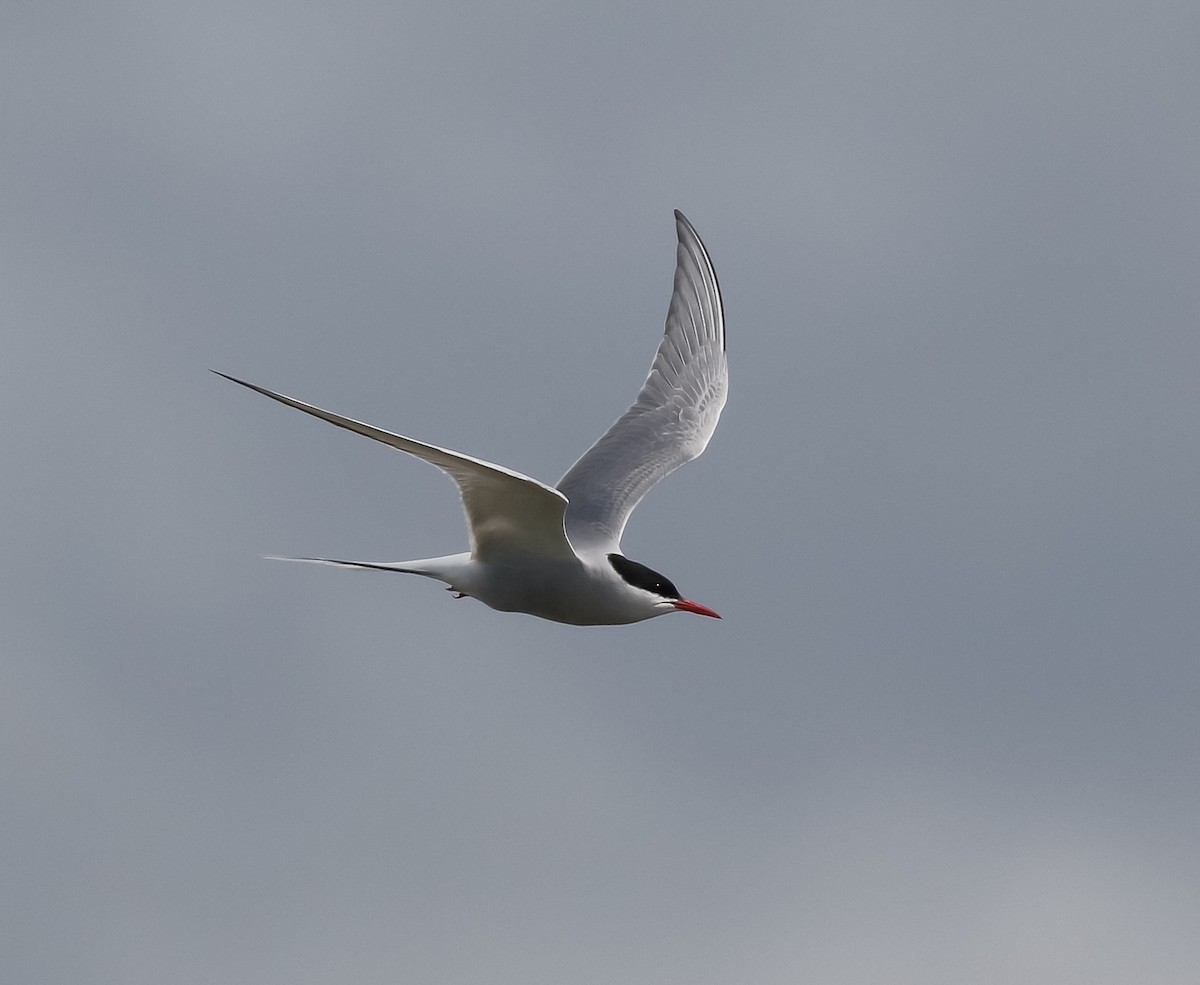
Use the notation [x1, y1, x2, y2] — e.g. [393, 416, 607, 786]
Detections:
[3, 2, 1198, 983]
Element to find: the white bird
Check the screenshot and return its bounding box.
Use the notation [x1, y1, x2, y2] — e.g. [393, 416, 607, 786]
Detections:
[216, 210, 726, 625]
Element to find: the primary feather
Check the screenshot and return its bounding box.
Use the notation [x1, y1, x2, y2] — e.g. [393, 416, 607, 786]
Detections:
[557, 210, 727, 552]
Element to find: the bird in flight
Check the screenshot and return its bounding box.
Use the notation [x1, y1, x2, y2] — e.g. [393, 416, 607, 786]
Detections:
[216, 210, 727, 625]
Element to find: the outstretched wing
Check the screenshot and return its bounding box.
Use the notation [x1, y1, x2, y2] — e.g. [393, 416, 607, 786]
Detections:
[214, 372, 576, 563]
[556, 210, 727, 552]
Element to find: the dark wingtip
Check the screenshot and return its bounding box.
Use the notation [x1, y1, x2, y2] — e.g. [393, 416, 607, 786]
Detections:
[669, 210, 724, 353]
[211, 370, 275, 399]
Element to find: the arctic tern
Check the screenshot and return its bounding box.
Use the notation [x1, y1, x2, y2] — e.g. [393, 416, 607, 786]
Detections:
[216, 210, 727, 625]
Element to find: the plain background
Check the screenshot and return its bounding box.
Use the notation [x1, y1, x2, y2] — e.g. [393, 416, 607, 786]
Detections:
[3, 2, 1198, 982]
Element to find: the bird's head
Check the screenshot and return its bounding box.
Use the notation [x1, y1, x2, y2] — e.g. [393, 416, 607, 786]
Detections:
[607, 553, 721, 620]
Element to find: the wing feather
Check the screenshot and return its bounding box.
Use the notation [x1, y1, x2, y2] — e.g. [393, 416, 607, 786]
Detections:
[214, 372, 575, 563]
[557, 211, 727, 552]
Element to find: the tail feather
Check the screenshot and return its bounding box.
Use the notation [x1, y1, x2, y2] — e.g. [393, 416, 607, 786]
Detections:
[263, 554, 472, 590]
[265, 555, 418, 573]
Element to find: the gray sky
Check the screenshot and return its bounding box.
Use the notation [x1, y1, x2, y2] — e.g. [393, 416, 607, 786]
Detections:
[3, 2, 1198, 982]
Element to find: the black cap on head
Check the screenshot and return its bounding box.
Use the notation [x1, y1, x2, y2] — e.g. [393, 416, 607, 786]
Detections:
[607, 554, 681, 600]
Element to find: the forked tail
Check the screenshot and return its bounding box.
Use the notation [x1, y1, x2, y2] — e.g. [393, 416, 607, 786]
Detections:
[264, 553, 471, 589]
[265, 556, 425, 575]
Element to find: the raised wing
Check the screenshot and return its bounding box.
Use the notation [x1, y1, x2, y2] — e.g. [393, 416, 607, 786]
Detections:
[214, 372, 576, 563]
[557, 210, 727, 552]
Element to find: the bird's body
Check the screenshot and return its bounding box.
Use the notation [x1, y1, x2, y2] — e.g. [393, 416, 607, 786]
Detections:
[316, 551, 698, 626]
[218, 210, 726, 625]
